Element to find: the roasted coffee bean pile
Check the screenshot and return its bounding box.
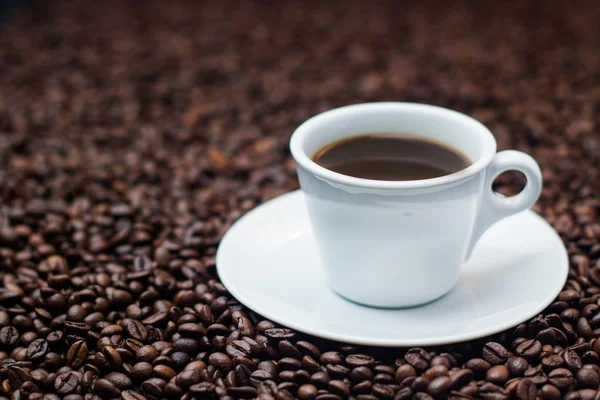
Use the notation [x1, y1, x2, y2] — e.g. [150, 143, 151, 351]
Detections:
[0, 0, 599, 399]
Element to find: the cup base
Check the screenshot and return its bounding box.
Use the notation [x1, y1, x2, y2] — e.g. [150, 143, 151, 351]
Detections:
[328, 283, 455, 309]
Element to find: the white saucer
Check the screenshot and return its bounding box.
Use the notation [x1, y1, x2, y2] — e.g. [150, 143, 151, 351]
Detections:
[217, 190, 568, 347]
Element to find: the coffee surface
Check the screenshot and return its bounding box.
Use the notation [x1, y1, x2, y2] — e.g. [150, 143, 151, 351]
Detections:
[313, 134, 471, 181]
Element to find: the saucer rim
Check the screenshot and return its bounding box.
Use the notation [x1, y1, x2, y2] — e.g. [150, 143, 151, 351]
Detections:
[217, 190, 569, 347]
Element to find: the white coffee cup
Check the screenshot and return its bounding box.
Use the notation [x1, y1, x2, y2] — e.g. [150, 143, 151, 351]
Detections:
[290, 102, 542, 308]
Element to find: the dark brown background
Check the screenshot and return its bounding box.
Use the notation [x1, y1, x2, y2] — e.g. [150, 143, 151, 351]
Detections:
[0, 0, 599, 399]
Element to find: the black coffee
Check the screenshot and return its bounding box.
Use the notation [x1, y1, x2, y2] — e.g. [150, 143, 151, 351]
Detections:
[312, 134, 471, 181]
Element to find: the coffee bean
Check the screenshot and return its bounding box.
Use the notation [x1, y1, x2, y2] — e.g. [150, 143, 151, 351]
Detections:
[226, 386, 257, 398]
[92, 378, 120, 397]
[177, 323, 204, 338]
[548, 368, 574, 388]
[352, 380, 372, 395]
[26, 339, 48, 360]
[165, 383, 186, 399]
[510, 379, 527, 398]
[482, 343, 509, 365]
[176, 369, 202, 388]
[101, 345, 122, 369]
[62, 395, 83, 400]
[372, 383, 395, 398]
[542, 354, 565, 370]
[173, 338, 198, 354]
[524, 367, 548, 385]
[20, 331, 37, 347]
[514, 378, 536, 400]
[279, 370, 295, 382]
[311, 371, 331, 388]
[277, 357, 302, 371]
[375, 365, 396, 375]
[131, 362, 153, 382]
[0, 327, 19, 347]
[427, 376, 452, 396]
[153, 365, 176, 381]
[82, 371, 97, 390]
[537, 328, 568, 346]
[576, 368, 600, 388]
[137, 345, 159, 362]
[253, 360, 275, 376]
[193, 305, 212, 326]
[301, 355, 320, 373]
[486, 365, 510, 385]
[183, 360, 207, 372]
[8, 366, 31, 388]
[121, 319, 148, 342]
[293, 341, 320, 360]
[107, 289, 133, 309]
[140, 377, 166, 398]
[405, 348, 431, 370]
[226, 340, 251, 358]
[565, 348, 583, 370]
[328, 380, 349, 397]
[64, 322, 91, 336]
[30, 369, 48, 385]
[320, 351, 342, 365]
[397, 376, 415, 389]
[315, 395, 343, 400]
[424, 365, 449, 380]
[479, 382, 508, 400]
[264, 328, 295, 341]
[66, 305, 87, 322]
[464, 358, 492, 377]
[411, 376, 430, 392]
[122, 391, 147, 400]
[395, 387, 412, 400]
[345, 354, 375, 368]
[277, 340, 300, 359]
[506, 357, 528, 377]
[581, 351, 598, 366]
[540, 384, 561, 400]
[54, 372, 80, 395]
[457, 384, 479, 398]
[578, 389, 598, 400]
[516, 339, 542, 359]
[448, 369, 473, 389]
[143, 312, 169, 327]
[565, 392, 582, 400]
[168, 383, 188, 400]
[121, 338, 141, 353]
[189, 382, 216, 396]
[350, 366, 374, 382]
[559, 290, 581, 303]
[250, 369, 273, 387]
[209, 352, 233, 372]
[66, 340, 88, 369]
[170, 352, 190, 371]
[170, 289, 197, 308]
[231, 364, 250, 385]
[413, 393, 435, 400]
[103, 372, 131, 390]
[298, 383, 318, 400]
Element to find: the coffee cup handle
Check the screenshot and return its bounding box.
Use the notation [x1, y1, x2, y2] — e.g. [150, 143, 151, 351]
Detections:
[464, 150, 543, 261]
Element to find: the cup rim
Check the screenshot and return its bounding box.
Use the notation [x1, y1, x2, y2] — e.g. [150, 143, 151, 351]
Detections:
[290, 102, 497, 190]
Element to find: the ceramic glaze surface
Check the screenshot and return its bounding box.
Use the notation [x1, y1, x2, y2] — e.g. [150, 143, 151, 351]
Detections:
[296, 165, 482, 307]
[290, 103, 543, 307]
